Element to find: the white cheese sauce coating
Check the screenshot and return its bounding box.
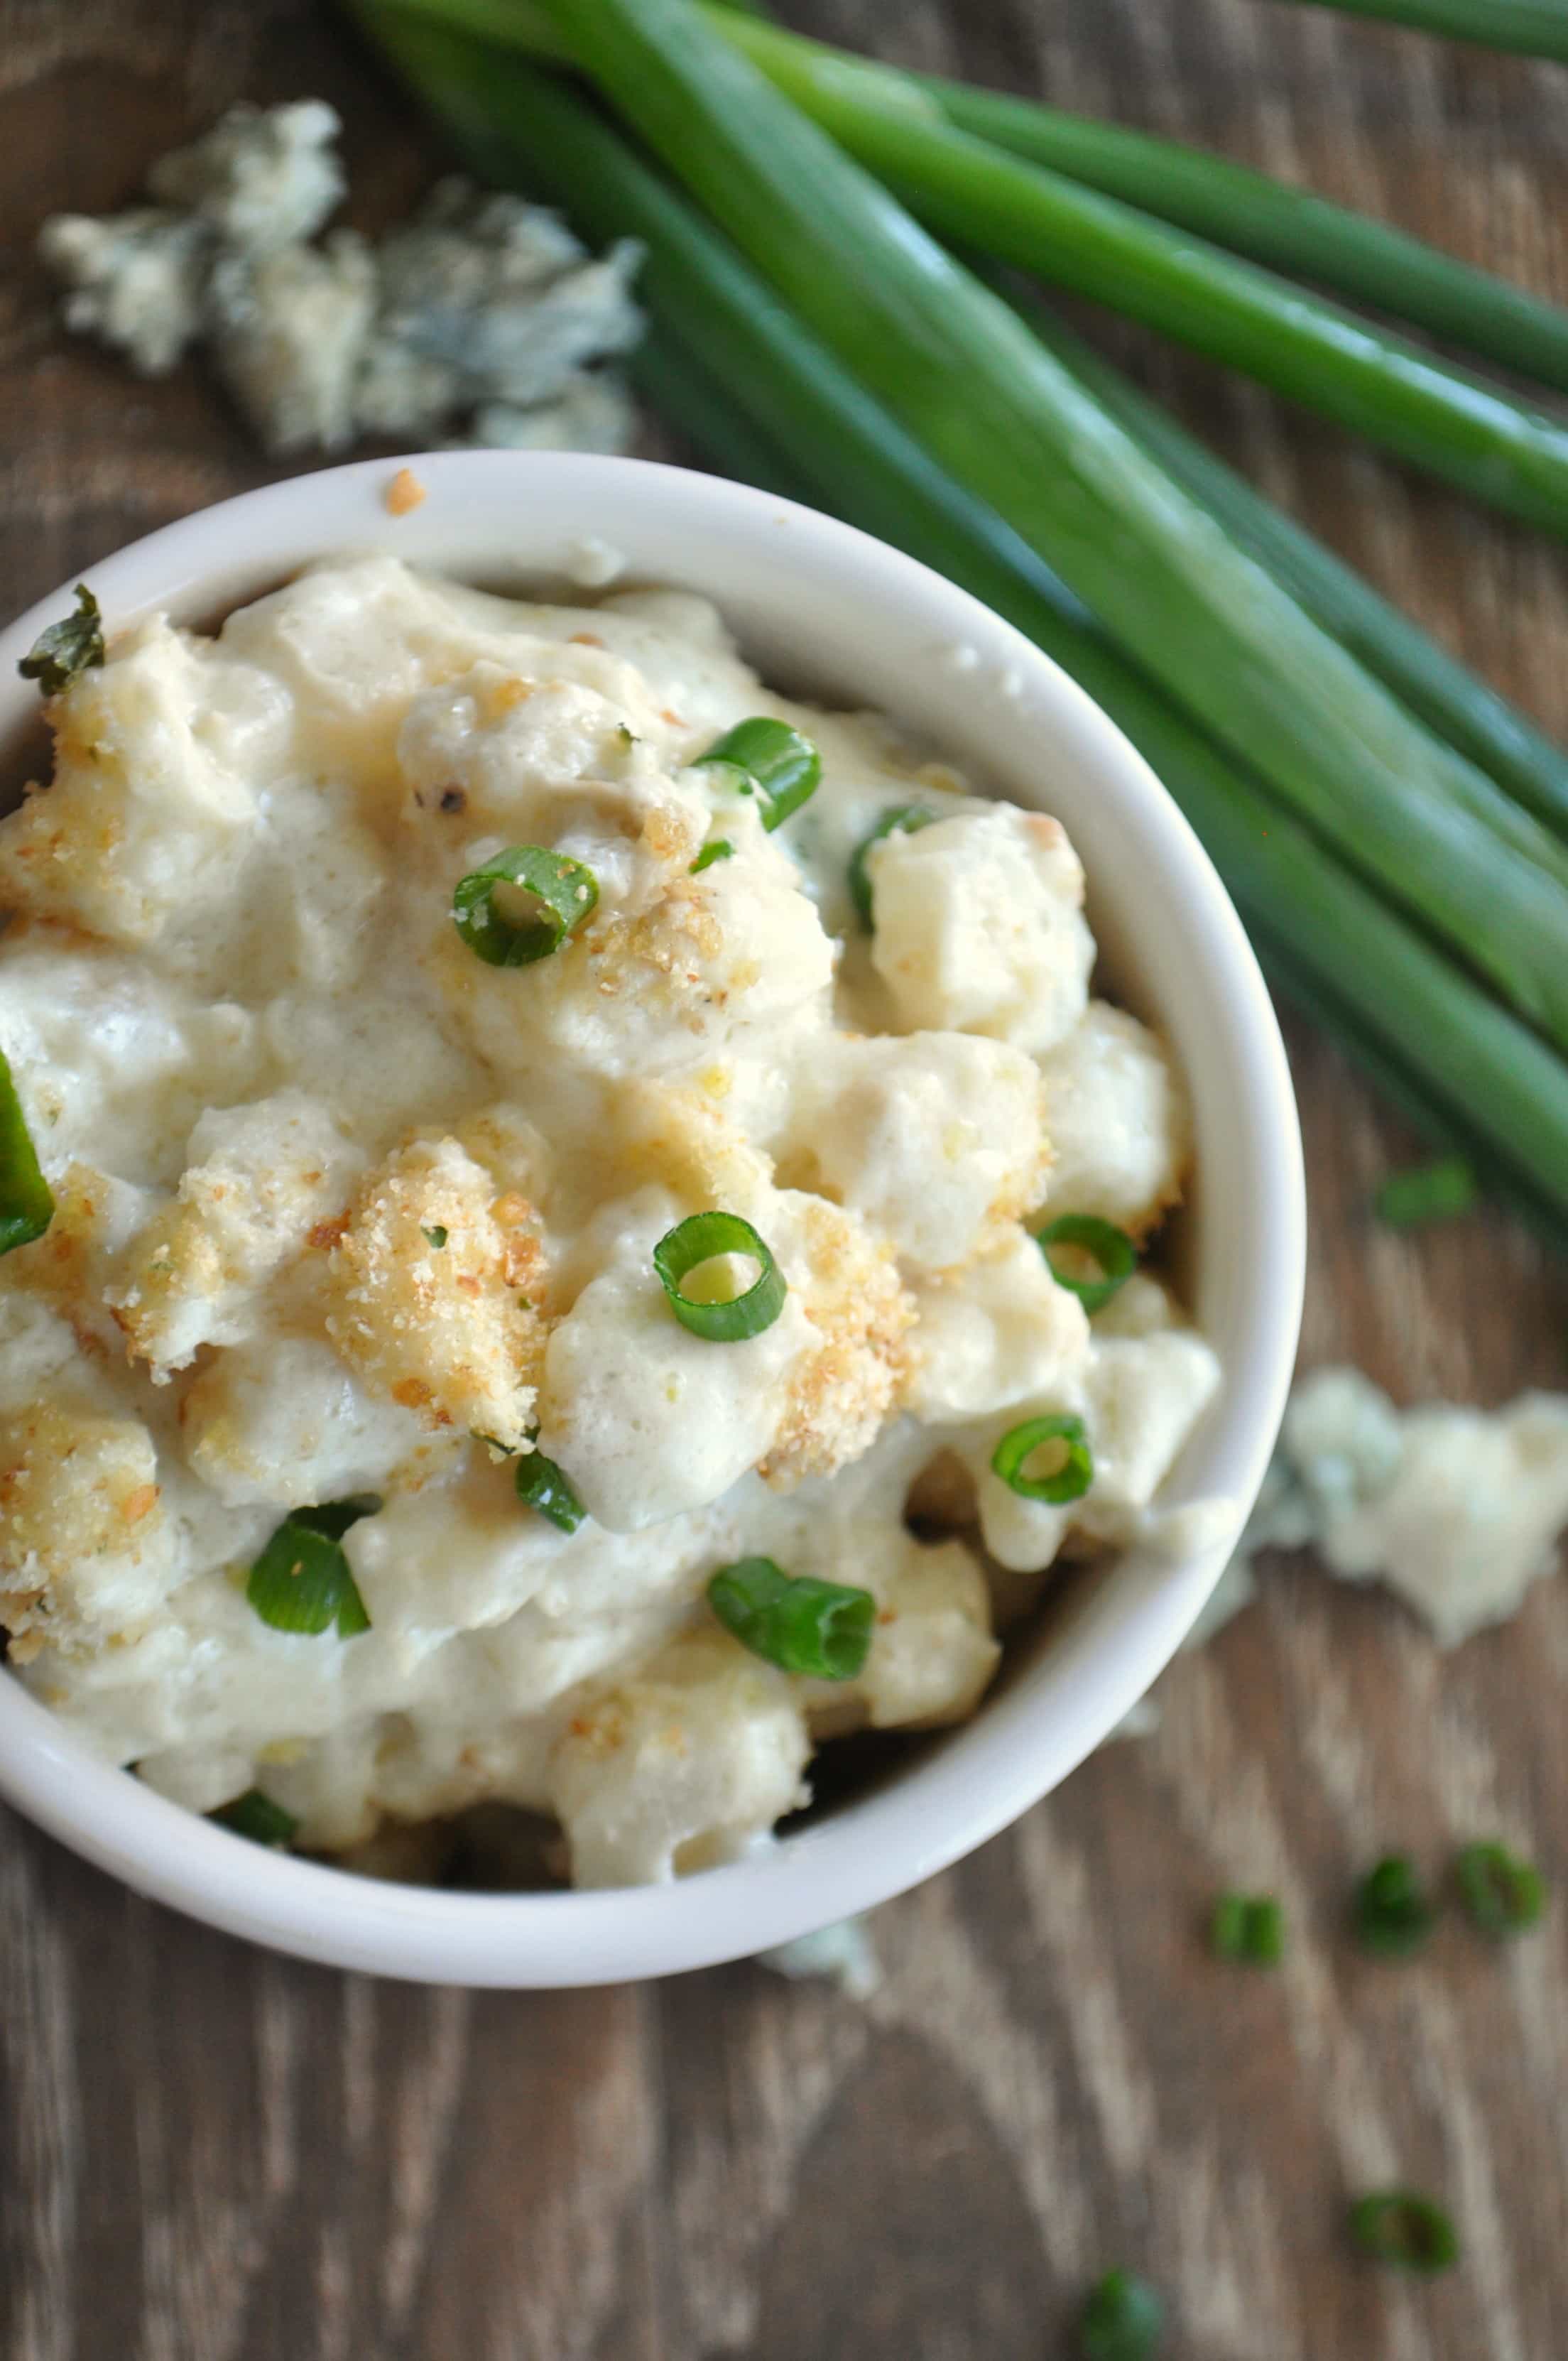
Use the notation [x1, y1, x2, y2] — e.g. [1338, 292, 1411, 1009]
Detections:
[0, 557, 1216, 1887]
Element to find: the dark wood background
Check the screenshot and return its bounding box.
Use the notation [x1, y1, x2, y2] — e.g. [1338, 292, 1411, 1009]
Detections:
[2, 2, 1566, 2354]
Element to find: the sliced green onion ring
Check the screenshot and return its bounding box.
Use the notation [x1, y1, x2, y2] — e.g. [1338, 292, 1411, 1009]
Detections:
[1037, 1214, 1138, 1313]
[1211, 1892, 1285, 1966]
[1454, 1840, 1546, 1936]
[1349, 2191, 1459, 2276]
[693, 716, 820, 830]
[707, 1555, 875, 1679]
[0, 1048, 53, 1257]
[515, 1443, 587, 1534]
[690, 837, 734, 873]
[1354, 1853, 1435, 1955]
[209, 1789, 299, 1847]
[246, 1499, 377, 1637]
[991, 1412, 1094, 1503]
[1078, 2268, 1164, 2361]
[652, 1210, 787, 1341]
[451, 845, 599, 967]
[848, 803, 934, 928]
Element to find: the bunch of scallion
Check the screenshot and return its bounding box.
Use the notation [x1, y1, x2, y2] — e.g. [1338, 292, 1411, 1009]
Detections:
[348, 0, 1568, 1247]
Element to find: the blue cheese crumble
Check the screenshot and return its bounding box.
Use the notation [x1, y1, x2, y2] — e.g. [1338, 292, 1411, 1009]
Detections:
[38, 102, 642, 457]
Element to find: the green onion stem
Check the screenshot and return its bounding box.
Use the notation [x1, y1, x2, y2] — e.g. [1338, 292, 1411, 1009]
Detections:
[1018, 299, 1568, 845]
[439, 0, 1568, 1052]
[707, 1556, 875, 1678]
[652, 1209, 788, 1340]
[1268, 0, 1568, 63]
[452, 845, 599, 965]
[351, 16, 1568, 1237]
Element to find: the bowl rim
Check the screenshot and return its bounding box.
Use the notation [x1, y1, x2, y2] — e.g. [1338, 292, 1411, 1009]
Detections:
[0, 450, 1305, 1985]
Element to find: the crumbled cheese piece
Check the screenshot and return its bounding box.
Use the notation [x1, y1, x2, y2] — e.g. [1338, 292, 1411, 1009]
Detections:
[35, 207, 208, 374]
[38, 113, 643, 457]
[1233, 1367, 1568, 1646]
[146, 99, 345, 253]
[756, 1915, 881, 1997]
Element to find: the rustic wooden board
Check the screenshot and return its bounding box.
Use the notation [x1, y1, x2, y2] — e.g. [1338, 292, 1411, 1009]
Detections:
[1, 2, 1565, 2355]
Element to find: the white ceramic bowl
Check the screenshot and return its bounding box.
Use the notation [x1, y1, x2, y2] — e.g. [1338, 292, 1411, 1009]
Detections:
[0, 453, 1305, 1985]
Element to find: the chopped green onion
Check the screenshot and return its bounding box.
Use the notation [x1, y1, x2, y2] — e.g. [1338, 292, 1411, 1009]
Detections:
[1077, 2268, 1164, 2361]
[707, 1554, 874, 1678]
[1036, 1214, 1138, 1313]
[1354, 1855, 1436, 1955]
[847, 803, 933, 928]
[652, 1209, 787, 1340]
[991, 1412, 1093, 1503]
[1454, 1840, 1547, 1938]
[690, 837, 734, 872]
[1373, 1156, 1479, 1228]
[451, 845, 599, 966]
[18, 583, 104, 696]
[209, 1789, 299, 1847]
[1349, 2191, 1459, 2276]
[246, 1499, 377, 1637]
[693, 715, 820, 829]
[1211, 1892, 1285, 1966]
[515, 1442, 587, 1534]
[421, 1223, 450, 1249]
[0, 1048, 53, 1258]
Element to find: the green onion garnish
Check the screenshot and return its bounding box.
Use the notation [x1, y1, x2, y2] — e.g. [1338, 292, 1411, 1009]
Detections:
[991, 1413, 1094, 1504]
[1454, 1840, 1547, 1938]
[1036, 1215, 1138, 1313]
[451, 845, 599, 966]
[690, 837, 734, 873]
[1349, 2191, 1459, 2276]
[209, 1789, 299, 1848]
[693, 716, 820, 830]
[1354, 1854, 1435, 1955]
[18, 583, 104, 696]
[707, 1555, 874, 1679]
[1211, 1892, 1285, 1966]
[1374, 1155, 1479, 1227]
[515, 1443, 587, 1534]
[0, 1048, 53, 1258]
[652, 1210, 787, 1341]
[421, 1224, 448, 1249]
[847, 803, 933, 928]
[246, 1499, 378, 1637]
[1077, 2267, 1164, 2361]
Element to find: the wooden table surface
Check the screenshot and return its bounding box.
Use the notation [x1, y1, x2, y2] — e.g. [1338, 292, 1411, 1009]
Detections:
[3, 2, 1567, 2355]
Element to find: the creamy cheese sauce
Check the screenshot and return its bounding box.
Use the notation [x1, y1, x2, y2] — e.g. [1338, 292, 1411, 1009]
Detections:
[0, 557, 1217, 1887]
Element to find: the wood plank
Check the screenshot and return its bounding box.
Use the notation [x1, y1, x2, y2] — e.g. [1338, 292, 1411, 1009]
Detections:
[0, 1, 1563, 2354]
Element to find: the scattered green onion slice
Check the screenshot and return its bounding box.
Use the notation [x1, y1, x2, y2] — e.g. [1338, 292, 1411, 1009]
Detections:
[18, 583, 104, 696]
[707, 1555, 874, 1679]
[991, 1412, 1094, 1503]
[847, 803, 933, 927]
[1211, 1892, 1285, 1966]
[0, 1048, 53, 1257]
[693, 716, 820, 830]
[1037, 1214, 1138, 1313]
[451, 845, 599, 967]
[690, 837, 734, 872]
[1349, 2191, 1459, 2276]
[652, 1210, 787, 1341]
[1454, 1840, 1546, 1937]
[1077, 2267, 1164, 2361]
[209, 1789, 299, 1848]
[422, 1224, 449, 1249]
[515, 1443, 587, 1534]
[246, 1498, 378, 1637]
[1374, 1155, 1479, 1227]
[1354, 1854, 1435, 1955]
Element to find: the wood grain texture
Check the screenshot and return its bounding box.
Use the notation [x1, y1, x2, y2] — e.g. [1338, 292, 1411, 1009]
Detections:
[1, 1, 1566, 2354]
